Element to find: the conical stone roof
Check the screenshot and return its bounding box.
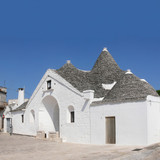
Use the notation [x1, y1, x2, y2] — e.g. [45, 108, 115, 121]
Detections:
[56, 48, 159, 102]
[56, 49, 124, 98]
[56, 63, 92, 92]
[91, 49, 124, 84]
[103, 73, 159, 103]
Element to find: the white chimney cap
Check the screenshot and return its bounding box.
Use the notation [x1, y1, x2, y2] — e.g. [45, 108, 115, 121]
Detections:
[103, 47, 108, 52]
[67, 60, 71, 64]
[125, 69, 133, 74]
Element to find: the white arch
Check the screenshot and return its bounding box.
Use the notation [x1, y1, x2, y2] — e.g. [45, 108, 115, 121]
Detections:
[39, 95, 59, 133]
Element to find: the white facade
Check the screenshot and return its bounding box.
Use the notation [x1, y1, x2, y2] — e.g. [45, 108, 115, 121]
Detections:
[4, 69, 160, 145]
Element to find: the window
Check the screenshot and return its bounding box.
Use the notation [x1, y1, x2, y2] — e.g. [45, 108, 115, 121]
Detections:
[67, 106, 75, 123]
[71, 111, 74, 123]
[22, 114, 24, 123]
[47, 80, 51, 90]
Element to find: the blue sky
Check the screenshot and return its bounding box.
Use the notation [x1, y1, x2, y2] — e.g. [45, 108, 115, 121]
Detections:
[0, 0, 160, 99]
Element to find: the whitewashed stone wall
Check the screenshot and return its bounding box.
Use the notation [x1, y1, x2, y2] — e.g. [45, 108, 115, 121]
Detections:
[90, 101, 148, 145]
[11, 69, 92, 144]
[4, 68, 160, 145]
[147, 96, 160, 145]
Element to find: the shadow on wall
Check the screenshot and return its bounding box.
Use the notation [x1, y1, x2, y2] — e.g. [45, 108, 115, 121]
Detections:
[81, 100, 90, 112]
[41, 95, 59, 132]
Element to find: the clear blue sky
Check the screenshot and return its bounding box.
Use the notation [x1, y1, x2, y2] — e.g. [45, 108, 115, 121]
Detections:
[0, 0, 160, 99]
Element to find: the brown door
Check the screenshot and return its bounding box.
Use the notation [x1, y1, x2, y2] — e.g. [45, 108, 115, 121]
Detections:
[106, 117, 116, 144]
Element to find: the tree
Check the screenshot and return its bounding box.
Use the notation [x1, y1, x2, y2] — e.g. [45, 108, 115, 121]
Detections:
[157, 90, 160, 96]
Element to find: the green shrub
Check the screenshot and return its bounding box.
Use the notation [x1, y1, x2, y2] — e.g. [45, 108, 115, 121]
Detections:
[157, 90, 160, 95]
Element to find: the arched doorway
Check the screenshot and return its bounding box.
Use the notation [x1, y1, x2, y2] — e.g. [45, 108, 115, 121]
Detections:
[39, 96, 59, 134]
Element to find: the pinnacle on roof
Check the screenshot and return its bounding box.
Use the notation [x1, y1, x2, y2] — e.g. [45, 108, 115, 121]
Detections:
[56, 48, 158, 101]
[66, 60, 71, 64]
[125, 69, 133, 74]
[91, 48, 124, 83]
[91, 48, 121, 73]
[56, 48, 124, 98]
[102, 47, 108, 52]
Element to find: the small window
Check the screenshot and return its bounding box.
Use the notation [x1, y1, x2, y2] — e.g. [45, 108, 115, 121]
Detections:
[67, 106, 75, 123]
[71, 111, 74, 123]
[47, 80, 51, 90]
[22, 114, 24, 123]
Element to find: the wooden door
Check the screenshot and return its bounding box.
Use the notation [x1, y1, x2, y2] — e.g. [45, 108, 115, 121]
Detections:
[106, 117, 116, 144]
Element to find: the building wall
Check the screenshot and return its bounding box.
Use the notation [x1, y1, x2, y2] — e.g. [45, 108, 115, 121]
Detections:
[0, 92, 6, 102]
[147, 96, 160, 145]
[11, 69, 92, 144]
[4, 69, 160, 145]
[0, 87, 7, 114]
[90, 101, 148, 145]
[11, 111, 36, 135]
[0, 87, 7, 102]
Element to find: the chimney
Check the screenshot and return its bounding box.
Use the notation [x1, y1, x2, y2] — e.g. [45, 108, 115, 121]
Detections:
[18, 88, 24, 106]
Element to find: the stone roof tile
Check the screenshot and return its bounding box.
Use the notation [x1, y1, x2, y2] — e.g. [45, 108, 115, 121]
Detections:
[56, 49, 159, 102]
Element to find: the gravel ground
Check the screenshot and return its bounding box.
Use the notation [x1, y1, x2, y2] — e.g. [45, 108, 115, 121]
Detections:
[0, 133, 159, 160]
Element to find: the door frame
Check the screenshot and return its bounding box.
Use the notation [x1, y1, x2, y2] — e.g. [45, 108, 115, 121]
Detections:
[105, 116, 116, 144]
[6, 118, 12, 133]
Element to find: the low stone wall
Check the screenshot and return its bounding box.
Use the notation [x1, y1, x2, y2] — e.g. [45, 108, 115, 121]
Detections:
[48, 132, 62, 142]
[36, 131, 45, 139]
[36, 131, 62, 142]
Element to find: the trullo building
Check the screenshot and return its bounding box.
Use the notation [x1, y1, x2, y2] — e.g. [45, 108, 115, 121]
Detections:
[4, 48, 160, 145]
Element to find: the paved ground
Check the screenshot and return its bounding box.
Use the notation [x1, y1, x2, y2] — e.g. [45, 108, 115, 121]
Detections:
[0, 133, 159, 160]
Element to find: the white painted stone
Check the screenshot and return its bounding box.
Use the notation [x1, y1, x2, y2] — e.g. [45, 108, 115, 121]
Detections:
[92, 97, 104, 102]
[102, 82, 117, 90]
[141, 79, 148, 83]
[67, 60, 71, 64]
[90, 101, 148, 145]
[83, 90, 94, 100]
[103, 47, 108, 52]
[125, 69, 133, 74]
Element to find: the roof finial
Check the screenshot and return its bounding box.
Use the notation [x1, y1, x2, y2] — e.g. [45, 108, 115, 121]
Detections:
[125, 69, 133, 74]
[67, 60, 71, 64]
[103, 47, 108, 52]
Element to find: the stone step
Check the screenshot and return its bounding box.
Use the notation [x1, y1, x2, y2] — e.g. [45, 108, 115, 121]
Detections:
[36, 131, 62, 142]
[36, 131, 45, 139]
[50, 137, 62, 143]
[48, 132, 62, 142]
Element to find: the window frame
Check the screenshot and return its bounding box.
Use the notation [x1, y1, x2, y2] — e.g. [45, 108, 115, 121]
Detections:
[47, 80, 51, 90]
[21, 114, 24, 123]
[67, 106, 75, 123]
[70, 111, 75, 123]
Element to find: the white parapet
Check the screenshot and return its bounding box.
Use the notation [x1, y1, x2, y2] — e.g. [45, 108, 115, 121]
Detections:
[83, 90, 94, 100]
